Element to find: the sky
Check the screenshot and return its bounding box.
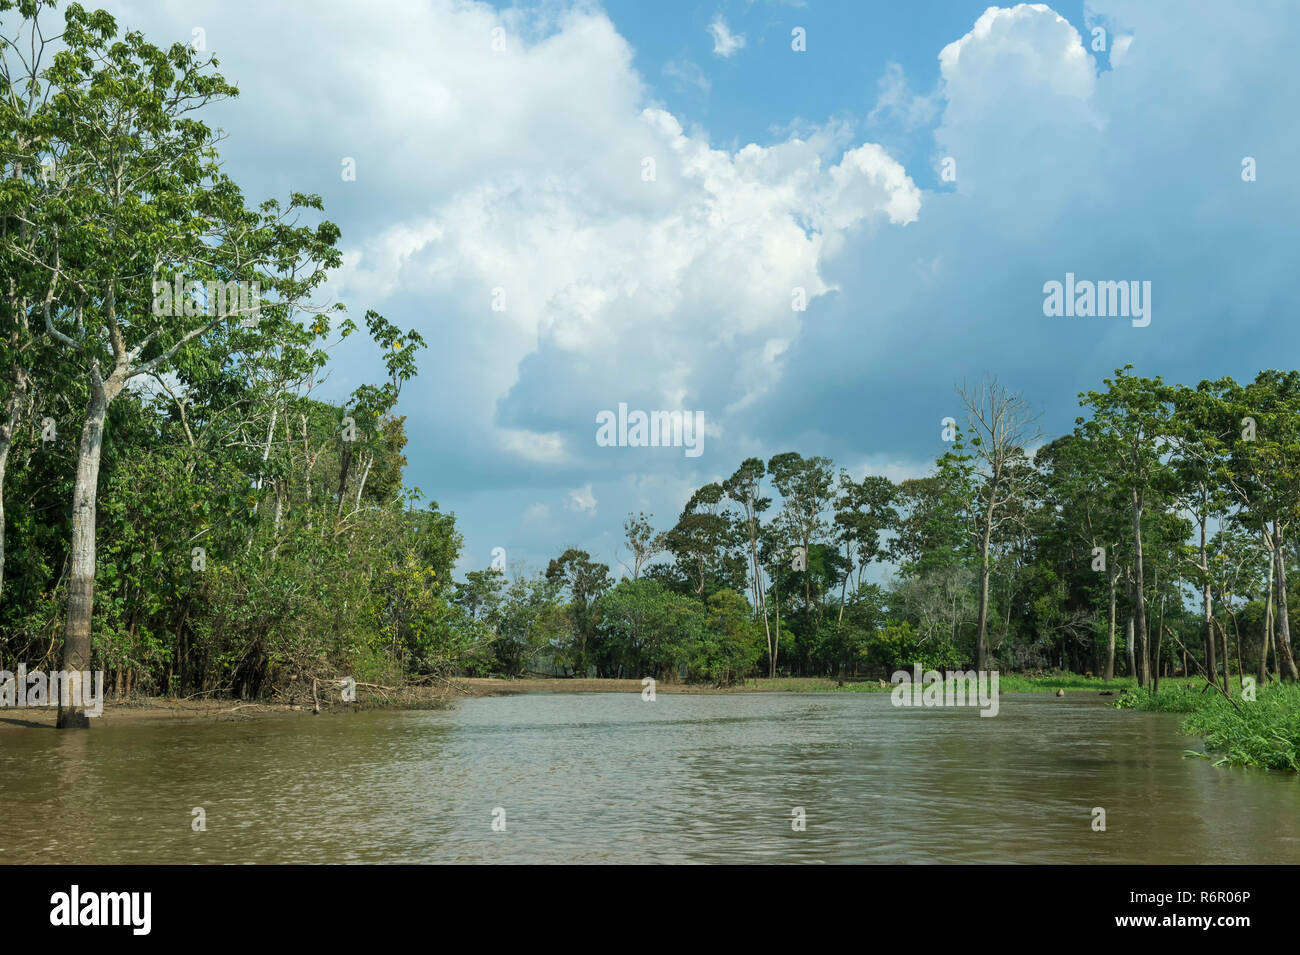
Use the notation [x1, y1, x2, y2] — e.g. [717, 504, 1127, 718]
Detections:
[98, 0, 1300, 581]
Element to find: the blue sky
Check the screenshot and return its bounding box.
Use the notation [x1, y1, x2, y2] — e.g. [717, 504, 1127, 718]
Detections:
[104, 0, 1300, 581]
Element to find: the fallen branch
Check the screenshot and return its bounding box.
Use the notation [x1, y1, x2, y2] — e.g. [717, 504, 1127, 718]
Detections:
[1163, 625, 1244, 715]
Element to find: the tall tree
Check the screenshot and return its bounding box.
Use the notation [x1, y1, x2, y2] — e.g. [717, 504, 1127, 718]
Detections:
[664, 482, 739, 600]
[545, 548, 611, 677]
[1078, 367, 1173, 687]
[0, 0, 66, 601]
[1219, 371, 1300, 680]
[1035, 433, 1128, 680]
[889, 471, 972, 576]
[723, 457, 773, 670]
[24, 4, 343, 725]
[620, 511, 664, 581]
[1169, 382, 1237, 691]
[767, 452, 834, 632]
[958, 377, 1041, 670]
[832, 470, 895, 623]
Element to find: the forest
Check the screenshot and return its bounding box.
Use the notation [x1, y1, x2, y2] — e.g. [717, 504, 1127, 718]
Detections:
[2, 1, 1298, 735]
[486, 368, 1300, 698]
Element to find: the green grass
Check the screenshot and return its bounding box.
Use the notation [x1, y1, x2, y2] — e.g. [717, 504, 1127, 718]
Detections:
[791, 678, 892, 692]
[1117, 680, 1300, 772]
[774, 671, 1137, 693]
[995, 672, 1136, 693]
[1112, 682, 1206, 712]
[761, 671, 1299, 773]
[746, 677, 891, 692]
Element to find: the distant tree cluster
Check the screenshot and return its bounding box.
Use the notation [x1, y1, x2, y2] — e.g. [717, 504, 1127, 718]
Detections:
[480, 370, 1298, 690]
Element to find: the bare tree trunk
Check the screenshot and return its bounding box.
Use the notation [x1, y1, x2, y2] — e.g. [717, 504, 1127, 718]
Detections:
[1271, 619, 1279, 676]
[1200, 516, 1217, 691]
[1218, 618, 1231, 695]
[1272, 519, 1299, 680]
[272, 479, 284, 533]
[353, 452, 373, 508]
[249, 404, 277, 519]
[1131, 489, 1149, 687]
[1233, 615, 1244, 689]
[802, 532, 812, 633]
[1125, 615, 1136, 679]
[336, 442, 352, 518]
[975, 516, 993, 671]
[838, 539, 850, 624]
[1262, 547, 1275, 684]
[57, 373, 121, 728]
[747, 523, 771, 681]
[771, 585, 780, 679]
[957, 378, 1040, 672]
[0, 432, 12, 601]
[1103, 571, 1117, 682]
[1153, 586, 1163, 694]
[1203, 609, 1217, 691]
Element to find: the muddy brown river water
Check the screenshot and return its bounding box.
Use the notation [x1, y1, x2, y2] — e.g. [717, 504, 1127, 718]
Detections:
[2, 692, 1298, 863]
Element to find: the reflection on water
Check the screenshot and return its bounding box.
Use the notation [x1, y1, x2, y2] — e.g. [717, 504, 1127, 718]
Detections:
[2, 692, 1298, 863]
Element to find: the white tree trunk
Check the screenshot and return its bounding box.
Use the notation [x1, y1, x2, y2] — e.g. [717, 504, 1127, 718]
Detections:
[58, 372, 121, 727]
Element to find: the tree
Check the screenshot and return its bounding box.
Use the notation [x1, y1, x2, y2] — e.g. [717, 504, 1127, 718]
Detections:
[768, 452, 835, 632]
[723, 457, 773, 667]
[1219, 371, 1300, 680]
[597, 577, 704, 680]
[663, 482, 740, 600]
[1036, 433, 1129, 680]
[12, 2, 389, 725]
[832, 471, 896, 623]
[336, 311, 424, 518]
[620, 511, 664, 581]
[490, 574, 564, 677]
[455, 567, 506, 624]
[1169, 381, 1237, 691]
[1208, 524, 1266, 691]
[0, 1, 62, 601]
[692, 588, 763, 686]
[545, 548, 611, 676]
[889, 472, 971, 576]
[1078, 367, 1173, 687]
[958, 377, 1041, 670]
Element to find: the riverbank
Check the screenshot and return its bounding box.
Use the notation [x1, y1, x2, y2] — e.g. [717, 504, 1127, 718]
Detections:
[788, 673, 1138, 694]
[470, 672, 1140, 695]
[1116, 680, 1300, 771]
[0, 673, 1144, 728]
[464, 676, 835, 695]
[0, 684, 458, 729]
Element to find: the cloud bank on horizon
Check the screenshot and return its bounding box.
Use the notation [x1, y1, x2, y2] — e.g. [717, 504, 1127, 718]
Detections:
[102, 0, 1300, 578]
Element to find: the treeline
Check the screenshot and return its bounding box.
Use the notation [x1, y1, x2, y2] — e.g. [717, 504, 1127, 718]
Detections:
[479, 370, 1300, 690]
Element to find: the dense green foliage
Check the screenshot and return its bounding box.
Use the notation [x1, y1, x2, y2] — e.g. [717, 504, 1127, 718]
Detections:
[0, 1, 463, 700]
[1118, 681, 1300, 771]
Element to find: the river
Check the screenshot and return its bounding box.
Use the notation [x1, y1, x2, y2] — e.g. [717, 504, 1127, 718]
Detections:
[3, 692, 1298, 863]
